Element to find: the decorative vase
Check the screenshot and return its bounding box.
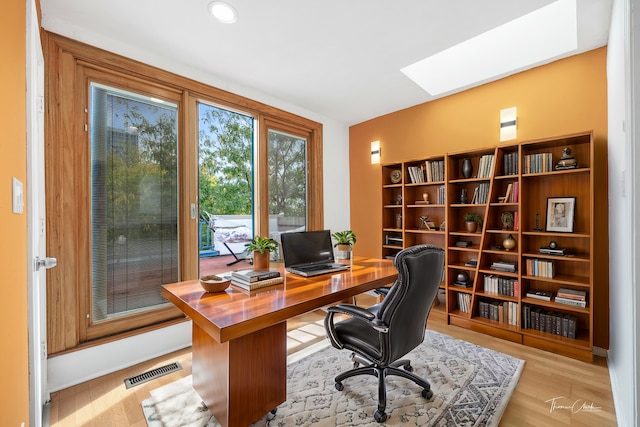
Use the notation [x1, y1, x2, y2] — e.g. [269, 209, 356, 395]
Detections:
[253, 251, 270, 270]
[396, 214, 402, 229]
[465, 221, 478, 233]
[462, 158, 473, 179]
[503, 234, 516, 251]
[460, 188, 468, 204]
[335, 244, 352, 260]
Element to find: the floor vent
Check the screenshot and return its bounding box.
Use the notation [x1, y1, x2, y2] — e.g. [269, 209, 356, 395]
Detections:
[124, 361, 182, 389]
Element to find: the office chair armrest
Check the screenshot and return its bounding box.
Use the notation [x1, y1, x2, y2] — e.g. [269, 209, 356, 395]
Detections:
[326, 304, 389, 333]
[327, 304, 375, 321]
[373, 287, 390, 297]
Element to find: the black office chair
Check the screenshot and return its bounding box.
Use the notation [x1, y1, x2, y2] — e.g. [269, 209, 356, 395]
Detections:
[324, 244, 445, 423]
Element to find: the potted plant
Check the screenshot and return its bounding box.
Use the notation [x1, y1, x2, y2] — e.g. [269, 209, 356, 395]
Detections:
[245, 236, 279, 270]
[463, 213, 483, 233]
[332, 230, 357, 260]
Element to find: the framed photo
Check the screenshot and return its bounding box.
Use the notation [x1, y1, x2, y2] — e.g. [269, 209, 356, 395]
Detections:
[545, 197, 576, 233]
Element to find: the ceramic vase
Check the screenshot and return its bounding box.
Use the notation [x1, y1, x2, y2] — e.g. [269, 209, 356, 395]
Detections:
[462, 158, 473, 179]
[503, 234, 517, 251]
[253, 251, 270, 270]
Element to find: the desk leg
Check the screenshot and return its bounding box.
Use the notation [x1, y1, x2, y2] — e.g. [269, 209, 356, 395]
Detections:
[191, 322, 287, 427]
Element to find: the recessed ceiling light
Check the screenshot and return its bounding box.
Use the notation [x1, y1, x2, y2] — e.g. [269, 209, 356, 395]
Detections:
[401, 0, 578, 96]
[208, 1, 237, 24]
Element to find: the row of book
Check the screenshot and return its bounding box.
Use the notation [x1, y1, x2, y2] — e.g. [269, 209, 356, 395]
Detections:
[523, 152, 553, 174]
[230, 269, 283, 292]
[434, 185, 445, 204]
[457, 293, 472, 313]
[407, 160, 445, 183]
[476, 154, 495, 178]
[478, 299, 518, 326]
[425, 160, 445, 182]
[502, 152, 518, 175]
[522, 304, 578, 339]
[499, 182, 519, 203]
[525, 258, 555, 278]
[470, 182, 489, 204]
[483, 275, 519, 297]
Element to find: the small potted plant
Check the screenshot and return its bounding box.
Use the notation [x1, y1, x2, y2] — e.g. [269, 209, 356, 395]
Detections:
[331, 230, 357, 260]
[463, 213, 483, 233]
[245, 236, 279, 270]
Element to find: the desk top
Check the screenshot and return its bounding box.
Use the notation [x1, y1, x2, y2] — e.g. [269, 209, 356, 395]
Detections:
[162, 257, 397, 343]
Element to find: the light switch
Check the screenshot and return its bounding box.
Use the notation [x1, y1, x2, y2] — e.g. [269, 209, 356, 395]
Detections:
[12, 177, 24, 214]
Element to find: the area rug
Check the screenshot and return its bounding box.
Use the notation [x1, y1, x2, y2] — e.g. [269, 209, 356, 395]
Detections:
[142, 330, 524, 426]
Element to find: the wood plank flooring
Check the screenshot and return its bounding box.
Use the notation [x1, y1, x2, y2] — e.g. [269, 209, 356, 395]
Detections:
[47, 295, 617, 426]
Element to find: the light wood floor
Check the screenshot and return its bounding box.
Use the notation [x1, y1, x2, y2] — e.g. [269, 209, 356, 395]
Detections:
[47, 295, 617, 427]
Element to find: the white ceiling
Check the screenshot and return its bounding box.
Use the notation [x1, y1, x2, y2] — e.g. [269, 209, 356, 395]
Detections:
[40, 0, 612, 126]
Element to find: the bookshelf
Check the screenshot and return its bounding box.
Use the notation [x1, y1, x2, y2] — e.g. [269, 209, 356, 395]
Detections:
[381, 131, 599, 361]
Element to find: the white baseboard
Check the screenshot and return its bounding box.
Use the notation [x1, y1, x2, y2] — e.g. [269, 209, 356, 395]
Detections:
[47, 321, 192, 393]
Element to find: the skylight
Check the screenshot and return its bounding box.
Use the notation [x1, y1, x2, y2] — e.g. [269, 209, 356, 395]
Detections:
[401, 0, 578, 96]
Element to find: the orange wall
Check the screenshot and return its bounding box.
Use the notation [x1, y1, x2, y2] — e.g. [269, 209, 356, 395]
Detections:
[0, 0, 30, 426]
[350, 47, 608, 259]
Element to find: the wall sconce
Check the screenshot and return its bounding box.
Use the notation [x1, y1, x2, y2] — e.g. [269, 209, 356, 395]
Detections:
[500, 107, 517, 141]
[371, 140, 380, 164]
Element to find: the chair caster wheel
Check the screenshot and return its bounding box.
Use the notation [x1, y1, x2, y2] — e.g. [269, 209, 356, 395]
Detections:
[335, 382, 344, 391]
[374, 410, 387, 423]
[422, 389, 433, 399]
[266, 408, 277, 420]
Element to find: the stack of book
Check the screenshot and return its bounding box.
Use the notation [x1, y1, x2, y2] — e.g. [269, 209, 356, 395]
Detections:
[555, 287, 587, 308]
[490, 260, 517, 273]
[231, 269, 283, 291]
[526, 288, 554, 301]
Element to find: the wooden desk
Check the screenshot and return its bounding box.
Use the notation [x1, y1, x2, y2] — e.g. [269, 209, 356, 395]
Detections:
[162, 257, 397, 427]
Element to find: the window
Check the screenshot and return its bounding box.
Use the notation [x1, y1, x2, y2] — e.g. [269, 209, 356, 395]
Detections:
[44, 33, 323, 352]
[267, 129, 307, 245]
[90, 83, 179, 323]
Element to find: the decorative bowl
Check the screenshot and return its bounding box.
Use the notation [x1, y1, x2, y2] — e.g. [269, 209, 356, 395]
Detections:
[199, 275, 231, 293]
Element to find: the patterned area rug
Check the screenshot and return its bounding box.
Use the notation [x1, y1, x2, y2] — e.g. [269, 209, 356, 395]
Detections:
[142, 330, 524, 426]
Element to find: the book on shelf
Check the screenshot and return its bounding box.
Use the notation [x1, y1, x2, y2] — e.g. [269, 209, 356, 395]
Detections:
[464, 258, 478, 267]
[525, 258, 556, 278]
[523, 152, 553, 173]
[554, 296, 587, 308]
[477, 154, 495, 178]
[490, 260, 517, 273]
[231, 269, 281, 283]
[526, 289, 554, 301]
[523, 304, 577, 339]
[556, 287, 587, 301]
[502, 152, 518, 175]
[457, 292, 472, 313]
[231, 276, 284, 291]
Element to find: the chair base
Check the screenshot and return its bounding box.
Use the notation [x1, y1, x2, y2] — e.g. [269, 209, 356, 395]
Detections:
[334, 356, 433, 423]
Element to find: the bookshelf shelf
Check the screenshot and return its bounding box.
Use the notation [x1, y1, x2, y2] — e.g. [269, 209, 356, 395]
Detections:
[381, 131, 601, 361]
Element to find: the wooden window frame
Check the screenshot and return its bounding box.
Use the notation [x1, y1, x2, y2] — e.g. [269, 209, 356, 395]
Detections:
[44, 32, 323, 354]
